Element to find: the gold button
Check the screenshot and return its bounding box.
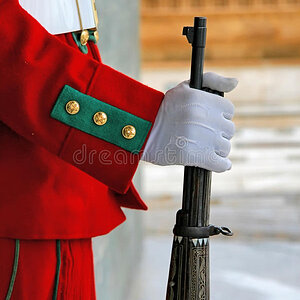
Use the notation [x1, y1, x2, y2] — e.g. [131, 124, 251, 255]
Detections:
[80, 30, 89, 46]
[66, 100, 80, 115]
[122, 125, 136, 139]
[93, 112, 107, 126]
[94, 31, 99, 43]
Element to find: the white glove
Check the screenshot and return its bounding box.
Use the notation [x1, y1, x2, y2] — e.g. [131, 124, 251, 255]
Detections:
[141, 72, 238, 172]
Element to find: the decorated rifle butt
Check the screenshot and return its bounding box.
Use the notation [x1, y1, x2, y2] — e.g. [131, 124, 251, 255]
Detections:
[166, 236, 210, 300]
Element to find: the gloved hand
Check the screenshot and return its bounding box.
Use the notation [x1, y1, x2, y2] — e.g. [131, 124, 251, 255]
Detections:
[141, 72, 238, 172]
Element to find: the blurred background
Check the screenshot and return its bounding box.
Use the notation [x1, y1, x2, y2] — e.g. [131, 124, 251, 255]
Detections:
[94, 0, 300, 299]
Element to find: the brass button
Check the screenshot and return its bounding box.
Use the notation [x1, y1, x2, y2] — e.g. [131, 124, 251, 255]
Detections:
[66, 100, 80, 115]
[122, 125, 136, 139]
[94, 31, 99, 43]
[93, 112, 107, 126]
[80, 30, 89, 46]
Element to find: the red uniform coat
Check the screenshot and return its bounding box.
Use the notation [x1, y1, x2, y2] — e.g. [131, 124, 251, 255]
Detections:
[0, 0, 164, 240]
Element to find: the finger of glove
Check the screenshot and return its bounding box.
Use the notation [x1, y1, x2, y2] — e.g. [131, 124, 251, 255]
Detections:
[220, 119, 235, 140]
[201, 106, 235, 138]
[203, 72, 238, 93]
[183, 87, 235, 117]
[176, 93, 235, 142]
[205, 152, 232, 173]
[214, 136, 231, 158]
[174, 80, 235, 116]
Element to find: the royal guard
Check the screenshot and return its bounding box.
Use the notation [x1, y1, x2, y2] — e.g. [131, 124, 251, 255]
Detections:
[0, 0, 237, 299]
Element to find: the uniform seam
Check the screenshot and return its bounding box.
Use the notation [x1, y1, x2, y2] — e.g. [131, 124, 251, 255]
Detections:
[58, 127, 73, 157]
[52, 240, 61, 300]
[5, 239, 20, 300]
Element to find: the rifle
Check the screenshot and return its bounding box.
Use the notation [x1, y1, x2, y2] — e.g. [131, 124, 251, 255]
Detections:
[166, 17, 233, 300]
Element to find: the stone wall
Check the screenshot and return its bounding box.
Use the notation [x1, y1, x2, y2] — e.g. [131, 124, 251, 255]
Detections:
[96, 1, 140, 76]
[93, 1, 143, 299]
[141, 1, 300, 64]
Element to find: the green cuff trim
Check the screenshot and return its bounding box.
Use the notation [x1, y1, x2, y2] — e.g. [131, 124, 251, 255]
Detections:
[51, 85, 152, 153]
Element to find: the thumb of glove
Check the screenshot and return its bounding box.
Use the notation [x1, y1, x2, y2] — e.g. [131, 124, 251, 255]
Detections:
[203, 72, 238, 93]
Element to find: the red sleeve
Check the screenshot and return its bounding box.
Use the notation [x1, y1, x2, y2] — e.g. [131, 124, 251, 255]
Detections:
[0, 0, 164, 194]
